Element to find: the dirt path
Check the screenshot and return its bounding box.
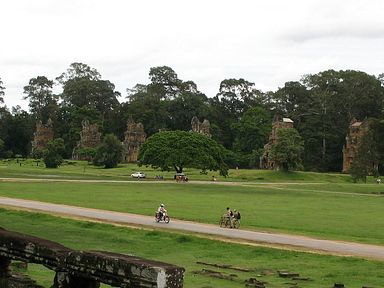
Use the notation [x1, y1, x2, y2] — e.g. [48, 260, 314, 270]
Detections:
[1, 196, 384, 261]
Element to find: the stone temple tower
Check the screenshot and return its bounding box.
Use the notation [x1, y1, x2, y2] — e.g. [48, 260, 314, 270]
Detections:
[342, 119, 369, 173]
[31, 118, 54, 156]
[260, 115, 294, 170]
[121, 118, 146, 163]
[191, 116, 211, 137]
[72, 120, 102, 160]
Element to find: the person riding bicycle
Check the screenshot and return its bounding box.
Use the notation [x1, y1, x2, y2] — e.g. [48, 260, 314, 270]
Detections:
[228, 209, 241, 228]
[157, 203, 167, 220]
[226, 207, 233, 218]
[232, 209, 241, 226]
[225, 207, 234, 228]
[233, 209, 241, 220]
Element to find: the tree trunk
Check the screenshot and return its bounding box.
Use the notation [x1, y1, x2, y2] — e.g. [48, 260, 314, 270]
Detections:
[173, 164, 183, 173]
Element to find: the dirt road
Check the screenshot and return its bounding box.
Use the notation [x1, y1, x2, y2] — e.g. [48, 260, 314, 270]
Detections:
[1, 196, 383, 260]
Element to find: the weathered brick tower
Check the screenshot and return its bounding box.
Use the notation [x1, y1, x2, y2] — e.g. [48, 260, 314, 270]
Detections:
[342, 119, 369, 173]
[191, 116, 211, 137]
[121, 118, 146, 163]
[31, 119, 54, 156]
[260, 115, 294, 170]
[72, 120, 102, 160]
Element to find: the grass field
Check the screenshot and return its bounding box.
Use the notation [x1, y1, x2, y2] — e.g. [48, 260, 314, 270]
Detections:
[1, 159, 383, 287]
[0, 158, 358, 183]
[0, 179, 383, 245]
[2, 208, 384, 288]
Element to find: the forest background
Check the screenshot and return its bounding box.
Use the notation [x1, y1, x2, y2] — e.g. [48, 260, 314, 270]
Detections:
[0, 63, 384, 173]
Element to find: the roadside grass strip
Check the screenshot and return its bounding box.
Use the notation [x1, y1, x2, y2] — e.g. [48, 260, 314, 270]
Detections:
[1, 208, 384, 288]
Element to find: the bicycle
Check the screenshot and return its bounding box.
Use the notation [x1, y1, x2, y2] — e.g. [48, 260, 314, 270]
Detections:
[219, 215, 240, 229]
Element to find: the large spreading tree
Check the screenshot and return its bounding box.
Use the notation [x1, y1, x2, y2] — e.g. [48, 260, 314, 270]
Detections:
[138, 130, 229, 176]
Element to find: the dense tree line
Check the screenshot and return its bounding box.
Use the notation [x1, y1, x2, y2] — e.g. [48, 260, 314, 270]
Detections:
[0, 64, 383, 173]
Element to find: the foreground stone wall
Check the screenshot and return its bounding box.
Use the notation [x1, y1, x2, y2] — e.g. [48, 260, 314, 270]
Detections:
[0, 227, 184, 288]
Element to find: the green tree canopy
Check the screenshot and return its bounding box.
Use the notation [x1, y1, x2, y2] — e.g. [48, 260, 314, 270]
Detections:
[61, 78, 120, 113]
[43, 138, 65, 168]
[23, 76, 57, 121]
[165, 84, 210, 131]
[231, 106, 271, 153]
[349, 130, 379, 182]
[208, 78, 265, 149]
[148, 66, 183, 100]
[0, 138, 4, 157]
[55, 106, 102, 158]
[125, 66, 210, 136]
[350, 118, 384, 181]
[229, 106, 271, 168]
[301, 69, 384, 171]
[138, 130, 229, 176]
[216, 78, 262, 118]
[125, 83, 169, 136]
[56, 62, 101, 84]
[93, 134, 123, 168]
[57, 63, 120, 116]
[0, 107, 34, 157]
[269, 128, 304, 171]
[371, 119, 384, 174]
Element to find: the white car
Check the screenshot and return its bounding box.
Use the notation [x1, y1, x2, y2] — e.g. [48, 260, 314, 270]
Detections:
[131, 172, 146, 178]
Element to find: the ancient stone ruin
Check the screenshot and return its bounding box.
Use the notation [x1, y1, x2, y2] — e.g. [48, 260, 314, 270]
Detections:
[31, 119, 54, 156]
[260, 115, 294, 170]
[191, 116, 211, 137]
[342, 119, 369, 173]
[72, 120, 102, 160]
[122, 118, 146, 163]
[0, 227, 185, 287]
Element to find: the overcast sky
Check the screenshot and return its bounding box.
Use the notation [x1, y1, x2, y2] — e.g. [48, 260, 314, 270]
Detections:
[1, 0, 384, 110]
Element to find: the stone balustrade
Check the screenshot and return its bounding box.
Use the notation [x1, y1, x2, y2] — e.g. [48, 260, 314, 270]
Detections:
[0, 227, 184, 288]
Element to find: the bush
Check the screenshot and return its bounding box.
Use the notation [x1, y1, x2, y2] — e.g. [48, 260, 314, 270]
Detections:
[43, 138, 65, 168]
[93, 134, 123, 168]
[31, 149, 44, 159]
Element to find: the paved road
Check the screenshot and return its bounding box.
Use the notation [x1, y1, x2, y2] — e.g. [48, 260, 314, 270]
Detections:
[1, 196, 384, 260]
[0, 177, 323, 186]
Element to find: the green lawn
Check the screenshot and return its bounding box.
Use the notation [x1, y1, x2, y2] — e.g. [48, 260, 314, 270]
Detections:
[0, 158, 358, 183]
[0, 180, 383, 245]
[1, 209, 383, 288]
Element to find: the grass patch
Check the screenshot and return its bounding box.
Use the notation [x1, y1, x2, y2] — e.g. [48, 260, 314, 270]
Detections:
[0, 158, 358, 183]
[0, 180, 383, 244]
[1, 209, 383, 288]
